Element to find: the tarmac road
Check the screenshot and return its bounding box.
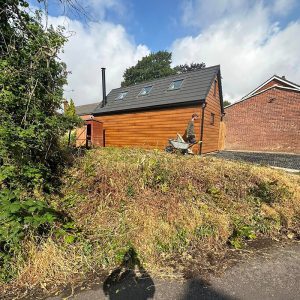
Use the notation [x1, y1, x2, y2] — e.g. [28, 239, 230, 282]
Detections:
[49, 242, 300, 300]
[209, 151, 300, 171]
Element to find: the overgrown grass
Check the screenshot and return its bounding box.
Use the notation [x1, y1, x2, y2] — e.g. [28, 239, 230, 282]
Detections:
[1, 148, 299, 297]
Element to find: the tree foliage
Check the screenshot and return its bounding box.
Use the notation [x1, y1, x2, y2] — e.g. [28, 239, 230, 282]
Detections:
[121, 51, 206, 87]
[65, 99, 76, 117]
[64, 98, 81, 145]
[64, 98, 81, 129]
[223, 100, 232, 107]
[0, 0, 75, 190]
[174, 62, 206, 73]
[121, 51, 177, 87]
[0, 0, 79, 280]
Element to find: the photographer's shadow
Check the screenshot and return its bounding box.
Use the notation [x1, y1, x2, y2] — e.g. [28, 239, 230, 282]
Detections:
[103, 248, 155, 300]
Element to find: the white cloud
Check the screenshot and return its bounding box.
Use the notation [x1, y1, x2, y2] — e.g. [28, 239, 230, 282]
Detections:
[181, 0, 297, 28]
[48, 16, 150, 105]
[172, 0, 300, 102]
[83, 0, 127, 20]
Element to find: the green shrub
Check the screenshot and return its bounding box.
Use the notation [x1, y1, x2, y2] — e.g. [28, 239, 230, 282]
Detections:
[0, 189, 58, 281]
[251, 181, 291, 204]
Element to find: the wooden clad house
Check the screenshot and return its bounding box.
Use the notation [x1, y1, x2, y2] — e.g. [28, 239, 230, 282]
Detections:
[225, 75, 300, 153]
[77, 65, 225, 154]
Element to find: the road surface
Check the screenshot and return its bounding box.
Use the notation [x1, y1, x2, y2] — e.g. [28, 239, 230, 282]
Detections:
[49, 242, 300, 300]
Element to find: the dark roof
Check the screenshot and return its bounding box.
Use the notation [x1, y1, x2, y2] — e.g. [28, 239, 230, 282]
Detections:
[93, 65, 222, 115]
[75, 102, 100, 116]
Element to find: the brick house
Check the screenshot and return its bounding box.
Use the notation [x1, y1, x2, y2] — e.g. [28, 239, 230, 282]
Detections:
[224, 75, 300, 153]
[76, 65, 225, 154]
[75, 103, 103, 147]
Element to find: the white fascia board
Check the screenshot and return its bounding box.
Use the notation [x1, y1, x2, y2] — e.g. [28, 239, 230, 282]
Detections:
[225, 85, 300, 109]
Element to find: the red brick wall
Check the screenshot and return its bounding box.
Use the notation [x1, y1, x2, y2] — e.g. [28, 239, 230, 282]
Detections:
[224, 88, 300, 153]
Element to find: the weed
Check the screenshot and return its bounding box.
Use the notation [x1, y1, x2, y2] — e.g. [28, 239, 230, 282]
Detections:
[126, 185, 135, 198]
[195, 225, 215, 239]
[229, 220, 257, 249]
[251, 181, 291, 204]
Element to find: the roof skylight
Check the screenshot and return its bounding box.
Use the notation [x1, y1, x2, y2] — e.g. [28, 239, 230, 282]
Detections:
[168, 79, 184, 90]
[115, 91, 128, 100]
[139, 86, 152, 96]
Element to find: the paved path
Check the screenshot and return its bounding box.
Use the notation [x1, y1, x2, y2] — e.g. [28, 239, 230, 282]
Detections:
[49, 242, 300, 300]
[209, 151, 300, 171]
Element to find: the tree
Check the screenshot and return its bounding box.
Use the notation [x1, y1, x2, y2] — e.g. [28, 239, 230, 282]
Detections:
[223, 100, 232, 107]
[121, 51, 206, 87]
[0, 0, 80, 279]
[64, 99, 81, 145]
[174, 62, 206, 73]
[121, 51, 177, 87]
[65, 99, 76, 116]
[0, 0, 76, 190]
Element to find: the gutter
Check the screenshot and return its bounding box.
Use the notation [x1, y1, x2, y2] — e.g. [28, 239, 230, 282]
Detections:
[199, 102, 206, 155]
[92, 99, 205, 116]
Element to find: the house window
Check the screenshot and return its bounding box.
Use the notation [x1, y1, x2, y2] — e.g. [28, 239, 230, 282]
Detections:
[213, 79, 217, 96]
[210, 113, 215, 125]
[115, 91, 128, 100]
[139, 86, 153, 96]
[168, 79, 184, 90]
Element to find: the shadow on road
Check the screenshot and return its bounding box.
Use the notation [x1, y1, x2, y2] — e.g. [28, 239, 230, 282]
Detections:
[180, 279, 233, 300]
[103, 248, 155, 300]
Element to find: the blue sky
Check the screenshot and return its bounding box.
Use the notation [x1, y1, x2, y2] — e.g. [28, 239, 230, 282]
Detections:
[29, 0, 300, 105]
[35, 0, 201, 50]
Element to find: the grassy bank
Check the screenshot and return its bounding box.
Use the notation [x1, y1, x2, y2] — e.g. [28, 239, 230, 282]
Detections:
[1, 148, 299, 298]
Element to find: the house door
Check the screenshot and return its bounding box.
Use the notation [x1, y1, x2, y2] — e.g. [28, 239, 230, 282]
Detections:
[86, 124, 92, 148]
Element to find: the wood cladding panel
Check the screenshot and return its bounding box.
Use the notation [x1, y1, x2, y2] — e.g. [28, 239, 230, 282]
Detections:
[95, 106, 202, 153]
[201, 75, 222, 153]
[93, 76, 222, 154]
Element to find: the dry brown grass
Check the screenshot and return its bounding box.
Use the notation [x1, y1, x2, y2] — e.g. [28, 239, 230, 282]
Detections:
[1, 147, 299, 298]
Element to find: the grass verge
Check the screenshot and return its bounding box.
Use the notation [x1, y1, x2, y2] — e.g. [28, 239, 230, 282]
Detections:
[1, 147, 299, 298]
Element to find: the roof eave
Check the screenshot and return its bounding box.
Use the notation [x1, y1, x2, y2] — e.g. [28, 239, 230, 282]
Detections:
[225, 85, 300, 109]
[92, 99, 205, 116]
[242, 75, 300, 100]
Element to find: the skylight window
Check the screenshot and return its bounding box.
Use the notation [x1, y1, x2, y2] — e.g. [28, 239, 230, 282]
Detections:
[169, 79, 183, 90]
[115, 91, 128, 100]
[139, 86, 152, 96]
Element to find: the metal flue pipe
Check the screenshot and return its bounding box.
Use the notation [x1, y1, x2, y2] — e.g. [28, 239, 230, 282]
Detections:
[101, 67, 107, 106]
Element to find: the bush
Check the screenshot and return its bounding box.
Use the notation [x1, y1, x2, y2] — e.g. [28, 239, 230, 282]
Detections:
[0, 1, 80, 281]
[0, 189, 58, 281]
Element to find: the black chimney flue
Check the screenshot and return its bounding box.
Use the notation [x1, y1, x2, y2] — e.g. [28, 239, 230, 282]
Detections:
[101, 67, 107, 106]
